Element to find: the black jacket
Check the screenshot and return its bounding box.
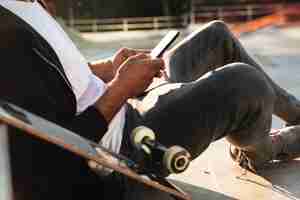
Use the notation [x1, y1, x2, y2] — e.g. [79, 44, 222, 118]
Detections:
[0, 5, 109, 199]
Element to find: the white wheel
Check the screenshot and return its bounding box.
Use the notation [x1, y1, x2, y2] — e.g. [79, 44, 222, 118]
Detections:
[131, 126, 156, 149]
[163, 146, 191, 174]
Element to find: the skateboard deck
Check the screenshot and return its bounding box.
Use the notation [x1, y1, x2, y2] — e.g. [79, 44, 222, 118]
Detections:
[0, 101, 191, 200]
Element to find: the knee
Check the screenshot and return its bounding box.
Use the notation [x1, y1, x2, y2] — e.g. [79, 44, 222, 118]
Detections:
[205, 20, 231, 35]
[190, 20, 230, 40]
[226, 63, 276, 110]
[216, 62, 262, 82]
[213, 64, 275, 147]
[214, 63, 275, 102]
[219, 64, 275, 148]
[207, 20, 227, 29]
[216, 62, 256, 75]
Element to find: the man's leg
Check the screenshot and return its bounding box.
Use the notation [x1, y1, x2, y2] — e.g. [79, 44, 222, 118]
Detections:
[131, 64, 274, 159]
[119, 21, 299, 199]
[121, 63, 275, 200]
[164, 20, 300, 125]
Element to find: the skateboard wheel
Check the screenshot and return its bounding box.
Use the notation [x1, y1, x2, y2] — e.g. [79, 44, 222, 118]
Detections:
[163, 146, 191, 174]
[131, 126, 156, 148]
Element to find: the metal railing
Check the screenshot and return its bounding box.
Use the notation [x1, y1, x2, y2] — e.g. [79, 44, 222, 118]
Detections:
[66, 15, 189, 32]
[191, 3, 283, 23]
[65, 3, 284, 32]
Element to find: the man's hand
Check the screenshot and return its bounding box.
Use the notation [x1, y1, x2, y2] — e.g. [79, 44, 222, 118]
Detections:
[112, 47, 150, 70]
[89, 48, 149, 83]
[94, 53, 165, 122]
[115, 53, 165, 97]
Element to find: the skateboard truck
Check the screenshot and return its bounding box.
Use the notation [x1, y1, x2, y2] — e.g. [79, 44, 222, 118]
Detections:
[131, 126, 191, 175]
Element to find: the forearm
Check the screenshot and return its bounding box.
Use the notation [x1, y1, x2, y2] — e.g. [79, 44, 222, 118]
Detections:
[92, 53, 164, 122]
[94, 78, 129, 123]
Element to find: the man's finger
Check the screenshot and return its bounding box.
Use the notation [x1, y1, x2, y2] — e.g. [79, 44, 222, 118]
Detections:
[120, 48, 149, 59]
[149, 58, 165, 70]
[124, 48, 138, 58]
[125, 48, 150, 55]
[133, 49, 151, 54]
[130, 53, 150, 60]
[133, 58, 164, 70]
[157, 58, 165, 70]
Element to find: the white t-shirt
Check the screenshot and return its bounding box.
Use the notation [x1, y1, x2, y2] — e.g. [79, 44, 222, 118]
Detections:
[1, 0, 126, 154]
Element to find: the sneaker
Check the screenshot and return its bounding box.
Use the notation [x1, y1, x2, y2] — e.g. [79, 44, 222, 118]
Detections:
[229, 145, 270, 173]
[230, 126, 300, 172]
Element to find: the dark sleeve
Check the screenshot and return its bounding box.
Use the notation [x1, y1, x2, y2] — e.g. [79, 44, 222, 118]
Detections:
[0, 6, 76, 117]
[27, 23, 110, 140]
[0, 6, 109, 140]
[63, 106, 109, 142]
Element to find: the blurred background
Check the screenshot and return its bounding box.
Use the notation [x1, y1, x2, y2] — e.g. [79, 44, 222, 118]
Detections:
[43, 0, 300, 63]
[2, 0, 300, 199]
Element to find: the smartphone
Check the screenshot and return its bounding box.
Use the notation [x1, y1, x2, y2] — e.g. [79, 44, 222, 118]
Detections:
[150, 30, 180, 58]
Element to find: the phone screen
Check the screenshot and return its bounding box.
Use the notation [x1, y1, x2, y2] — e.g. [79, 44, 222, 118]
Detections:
[150, 30, 180, 58]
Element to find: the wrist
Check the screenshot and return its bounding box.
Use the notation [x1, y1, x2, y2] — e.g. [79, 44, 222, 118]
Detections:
[94, 78, 129, 123]
[107, 77, 133, 101]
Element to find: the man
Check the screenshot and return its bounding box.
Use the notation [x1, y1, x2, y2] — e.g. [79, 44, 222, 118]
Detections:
[1, 0, 165, 199]
[1, 0, 300, 199]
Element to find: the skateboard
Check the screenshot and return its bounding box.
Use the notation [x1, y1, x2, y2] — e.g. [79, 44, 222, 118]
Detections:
[0, 101, 192, 200]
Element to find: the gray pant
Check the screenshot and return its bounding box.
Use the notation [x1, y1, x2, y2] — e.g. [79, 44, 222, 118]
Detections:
[117, 21, 300, 200]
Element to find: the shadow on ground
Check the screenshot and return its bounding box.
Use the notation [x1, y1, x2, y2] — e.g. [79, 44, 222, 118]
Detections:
[258, 160, 300, 200]
[169, 179, 237, 200]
